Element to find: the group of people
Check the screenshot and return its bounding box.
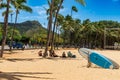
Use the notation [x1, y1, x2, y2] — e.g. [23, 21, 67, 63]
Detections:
[38, 50, 59, 57]
[38, 50, 76, 58]
[38, 50, 91, 68]
[62, 51, 76, 58]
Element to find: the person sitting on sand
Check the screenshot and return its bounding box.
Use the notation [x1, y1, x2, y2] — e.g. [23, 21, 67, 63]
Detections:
[49, 50, 58, 57]
[62, 52, 66, 58]
[52, 50, 59, 57]
[49, 50, 55, 57]
[67, 51, 76, 58]
[38, 50, 42, 56]
[67, 51, 72, 57]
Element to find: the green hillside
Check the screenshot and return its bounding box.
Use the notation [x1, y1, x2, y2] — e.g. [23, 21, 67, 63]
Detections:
[8, 20, 46, 34]
[0, 20, 47, 43]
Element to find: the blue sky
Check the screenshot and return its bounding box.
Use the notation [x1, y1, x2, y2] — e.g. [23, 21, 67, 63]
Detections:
[1, 0, 120, 28]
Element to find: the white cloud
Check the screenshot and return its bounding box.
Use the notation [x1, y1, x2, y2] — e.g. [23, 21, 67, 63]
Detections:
[38, 10, 46, 15]
[60, 8, 68, 13]
[31, 4, 48, 16]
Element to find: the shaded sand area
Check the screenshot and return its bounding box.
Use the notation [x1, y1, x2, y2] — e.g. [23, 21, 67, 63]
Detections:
[0, 49, 120, 80]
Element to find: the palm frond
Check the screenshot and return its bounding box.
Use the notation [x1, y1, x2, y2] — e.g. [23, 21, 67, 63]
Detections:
[47, 0, 51, 7]
[0, 3, 7, 9]
[75, 0, 86, 6]
[2, 10, 13, 16]
[72, 6, 78, 12]
[20, 4, 32, 13]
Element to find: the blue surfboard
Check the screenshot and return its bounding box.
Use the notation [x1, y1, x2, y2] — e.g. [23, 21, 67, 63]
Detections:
[90, 52, 119, 69]
[90, 52, 113, 69]
[78, 48, 119, 69]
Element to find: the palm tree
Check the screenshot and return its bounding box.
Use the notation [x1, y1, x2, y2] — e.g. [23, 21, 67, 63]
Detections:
[51, 0, 84, 50]
[43, 0, 54, 57]
[55, 14, 64, 48]
[71, 6, 78, 17]
[67, 6, 78, 46]
[10, 0, 32, 51]
[0, 0, 10, 57]
[50, 0, 63, 52]
[82, 19, 94, 47]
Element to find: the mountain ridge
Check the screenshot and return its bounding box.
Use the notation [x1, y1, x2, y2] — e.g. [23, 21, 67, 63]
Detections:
[0, 20, 47, 34]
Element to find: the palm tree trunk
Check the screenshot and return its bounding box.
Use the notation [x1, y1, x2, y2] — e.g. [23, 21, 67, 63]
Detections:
[43, 0, 54, 57]
[0, 0, 10, 57]
[54, 25, 57, 49]
[10, 10, 18, 51]
[71, 8, 72, 17]
[57, 27, 60, 49]
[63, 31, 66, 48]
[51, 0, 63, 52]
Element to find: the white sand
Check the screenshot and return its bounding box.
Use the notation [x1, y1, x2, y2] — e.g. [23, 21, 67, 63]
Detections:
[0, 49, 120, 80]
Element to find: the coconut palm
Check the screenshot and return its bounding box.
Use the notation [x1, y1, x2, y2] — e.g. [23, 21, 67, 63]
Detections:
[82, 19, 97, 48]
[71, 6, 78, 17]
[9, 0, 32, 51]
[43, 0, 54, 57]
[0, 0, 10, 57]
[50, 0, 63, 52]
[55, 14, 64, 48]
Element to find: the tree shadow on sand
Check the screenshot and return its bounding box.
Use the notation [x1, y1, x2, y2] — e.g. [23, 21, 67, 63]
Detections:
[5, 58, 44, 62]
[4, 51, 22, 54]
[4, 57, 80, 62]
[0, 72, 55, 80]
[45, 57, 81, 61]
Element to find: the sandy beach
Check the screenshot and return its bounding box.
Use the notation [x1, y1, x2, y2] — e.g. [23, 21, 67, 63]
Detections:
[0, 49, 120, 80]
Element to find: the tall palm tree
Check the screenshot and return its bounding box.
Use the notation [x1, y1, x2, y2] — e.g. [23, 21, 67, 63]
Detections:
[0, 0, 10, 57]
[9, 0, 32, 51]
[56, 14, 64, 48]
[68, 6, 78, 46]
[71, 6, 78, 17]
[43, 0, 54, 57]
[50, 0, 63, 52]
